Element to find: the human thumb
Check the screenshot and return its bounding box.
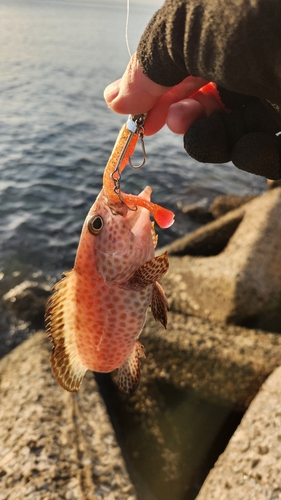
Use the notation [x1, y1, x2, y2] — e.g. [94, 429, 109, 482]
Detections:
[104, 53, 170, 115]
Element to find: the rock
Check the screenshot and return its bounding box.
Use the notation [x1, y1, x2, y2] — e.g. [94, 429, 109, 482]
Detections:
[267, 178, 281, 189]
[174, 193, 256, 246]
[0, 332, 136, 500]
[161, 188, 281, 331]
[159, 205, 244, 256]
[140, 312, 281, 410]
[177, 203, 214, 224]
[0, 313, 280, 499]
[209, 194, 256, 218]
[2, 281, 49, 330]
[104, 312, 281, 499]
[196, 365, 281, 500]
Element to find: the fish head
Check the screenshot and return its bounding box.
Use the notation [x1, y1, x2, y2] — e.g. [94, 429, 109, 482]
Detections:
[77, 186, 155, 282]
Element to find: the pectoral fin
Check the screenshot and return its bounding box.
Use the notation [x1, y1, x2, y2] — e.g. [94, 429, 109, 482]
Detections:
[122, 252, 169, 291]
[151, 281, 169, 328]
[45, 270, 87, 392]
[118, 341, 145, 395]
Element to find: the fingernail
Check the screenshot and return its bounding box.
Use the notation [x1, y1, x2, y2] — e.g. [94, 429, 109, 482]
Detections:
[104, 82, 119, 105]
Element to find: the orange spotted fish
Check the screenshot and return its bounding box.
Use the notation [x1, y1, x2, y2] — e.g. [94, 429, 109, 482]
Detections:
[46, 115, 174, 394]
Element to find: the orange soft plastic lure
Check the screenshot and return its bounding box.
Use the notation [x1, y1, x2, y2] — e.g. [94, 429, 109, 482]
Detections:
[102, 115, 175, 229]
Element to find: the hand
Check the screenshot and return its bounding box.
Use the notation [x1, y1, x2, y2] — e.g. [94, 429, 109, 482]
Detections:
[104, 54, 281, 180]
[104, 53, 224, 136]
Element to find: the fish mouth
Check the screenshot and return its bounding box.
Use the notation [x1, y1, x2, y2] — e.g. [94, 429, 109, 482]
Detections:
[125, 186, 152, 234]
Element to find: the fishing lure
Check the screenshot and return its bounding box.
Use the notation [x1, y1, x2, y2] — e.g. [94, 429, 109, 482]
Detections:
[103, 114, 175, 228]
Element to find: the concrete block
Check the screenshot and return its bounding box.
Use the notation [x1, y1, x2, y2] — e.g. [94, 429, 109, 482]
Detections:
[162, 188, 281, 330]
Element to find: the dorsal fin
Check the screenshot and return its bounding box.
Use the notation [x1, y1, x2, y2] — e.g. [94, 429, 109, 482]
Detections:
[45, 270, 87, 392]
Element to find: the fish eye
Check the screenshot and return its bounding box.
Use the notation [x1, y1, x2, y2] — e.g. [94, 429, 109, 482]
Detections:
[87, 215, 104, 235]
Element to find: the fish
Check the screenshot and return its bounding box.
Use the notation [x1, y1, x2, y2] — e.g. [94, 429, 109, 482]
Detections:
[45, 115, 174, 394]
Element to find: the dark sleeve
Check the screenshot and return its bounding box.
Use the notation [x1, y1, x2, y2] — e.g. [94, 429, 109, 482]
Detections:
[136, 0, 281, 107]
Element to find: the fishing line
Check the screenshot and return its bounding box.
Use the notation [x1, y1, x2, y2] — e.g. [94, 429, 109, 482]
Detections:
[125, 0, 132, 58]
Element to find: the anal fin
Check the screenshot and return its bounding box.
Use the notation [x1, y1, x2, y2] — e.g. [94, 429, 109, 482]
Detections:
[121, 252, 169, 291]
[118, 341, 145, 395]
[151, 281, 169, 328]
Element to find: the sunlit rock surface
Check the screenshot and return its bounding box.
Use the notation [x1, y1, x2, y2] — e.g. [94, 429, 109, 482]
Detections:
[196, 365, 281, 500]
[161, 187, 281, 331]
[1, 314, 279, 499]
[0, 332, 136, 500]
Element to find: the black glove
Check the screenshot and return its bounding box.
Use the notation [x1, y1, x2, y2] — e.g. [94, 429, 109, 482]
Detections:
[184, 88, 281, 180]
[136, 0, 281, 179]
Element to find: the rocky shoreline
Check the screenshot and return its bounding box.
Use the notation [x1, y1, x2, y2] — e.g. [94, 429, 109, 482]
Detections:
[0, 332, 137, 500]
[0, 187, 281, 499]
[197, 365, 281, 500]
